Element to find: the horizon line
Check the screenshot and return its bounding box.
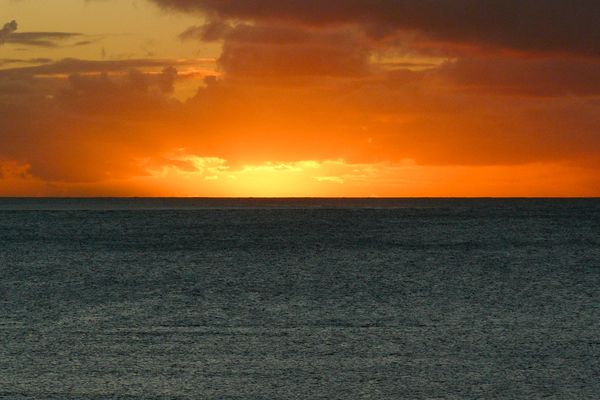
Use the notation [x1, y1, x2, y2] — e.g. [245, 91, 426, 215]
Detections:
[1, 196, 599, 200]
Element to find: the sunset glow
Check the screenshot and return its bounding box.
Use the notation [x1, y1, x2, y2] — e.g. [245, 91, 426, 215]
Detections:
[1, 1, 600, 196]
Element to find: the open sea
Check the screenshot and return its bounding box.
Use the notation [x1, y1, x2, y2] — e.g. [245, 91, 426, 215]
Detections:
[1, 198, 599, 399]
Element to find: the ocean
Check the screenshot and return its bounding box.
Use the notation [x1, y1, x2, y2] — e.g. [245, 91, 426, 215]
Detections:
[1, 198, 599, 399]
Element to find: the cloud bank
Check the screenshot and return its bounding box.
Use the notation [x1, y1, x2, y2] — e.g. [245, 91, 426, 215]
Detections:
[151, 0, 600, 56]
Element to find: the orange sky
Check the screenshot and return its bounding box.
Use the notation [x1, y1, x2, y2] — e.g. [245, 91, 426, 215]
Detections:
[1, 0, 599, 197]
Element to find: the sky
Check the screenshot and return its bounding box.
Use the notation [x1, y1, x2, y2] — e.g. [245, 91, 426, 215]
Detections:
[1, 0, 599, 197]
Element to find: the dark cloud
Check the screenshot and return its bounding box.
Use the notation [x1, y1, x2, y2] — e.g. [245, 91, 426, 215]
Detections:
[0, 46, 200, 182]
[153, 0, 600, 56]
[0, 58, 52, 66]
[62, 68, 178, 115]
[213, 24, 370, 77]
[0, 67, 182, 182]
[179, 21, 371, 77]
[438, 56, 600, 97]
[0, 58, 201, 77]
[179, 21, 230, 42]
[4, 32, 86, 48]
[157, 66, 178, 93]
[0, 20, 18, 44]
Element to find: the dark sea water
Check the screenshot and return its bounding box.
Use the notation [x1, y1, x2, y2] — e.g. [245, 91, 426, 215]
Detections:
[1, 198, 599, 399]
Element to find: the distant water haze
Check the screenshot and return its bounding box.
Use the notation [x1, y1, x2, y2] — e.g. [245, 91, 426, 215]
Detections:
[0, 197, 598, 210]
[1, 199, 599, 398]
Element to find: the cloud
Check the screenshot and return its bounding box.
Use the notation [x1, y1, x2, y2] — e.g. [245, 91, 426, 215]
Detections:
[4, 32, 86, 48]
[0, 65, 185, 182]
[179, 21, 230, 42]
[161, 2, 600, 94]
[437, 56, 600, 97]
[0, 159, 30, 180]
[152, 1, 600, 56]
[217, 24, 371, 77]
[0, 57, 52, 66]
[0, 57, 208, 77]
[60, 67, 183, 117]
[0, 20, 18, 44]
[180, 22, 371, 77]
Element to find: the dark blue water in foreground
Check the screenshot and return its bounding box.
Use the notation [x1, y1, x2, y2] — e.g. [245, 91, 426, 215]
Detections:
[1, 198, 599, 399]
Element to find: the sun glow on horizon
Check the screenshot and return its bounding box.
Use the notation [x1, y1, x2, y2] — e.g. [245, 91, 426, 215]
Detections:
[115, 156, 600, 198]
[145, 156, 370, 197]
[1, 154, 598, 198]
